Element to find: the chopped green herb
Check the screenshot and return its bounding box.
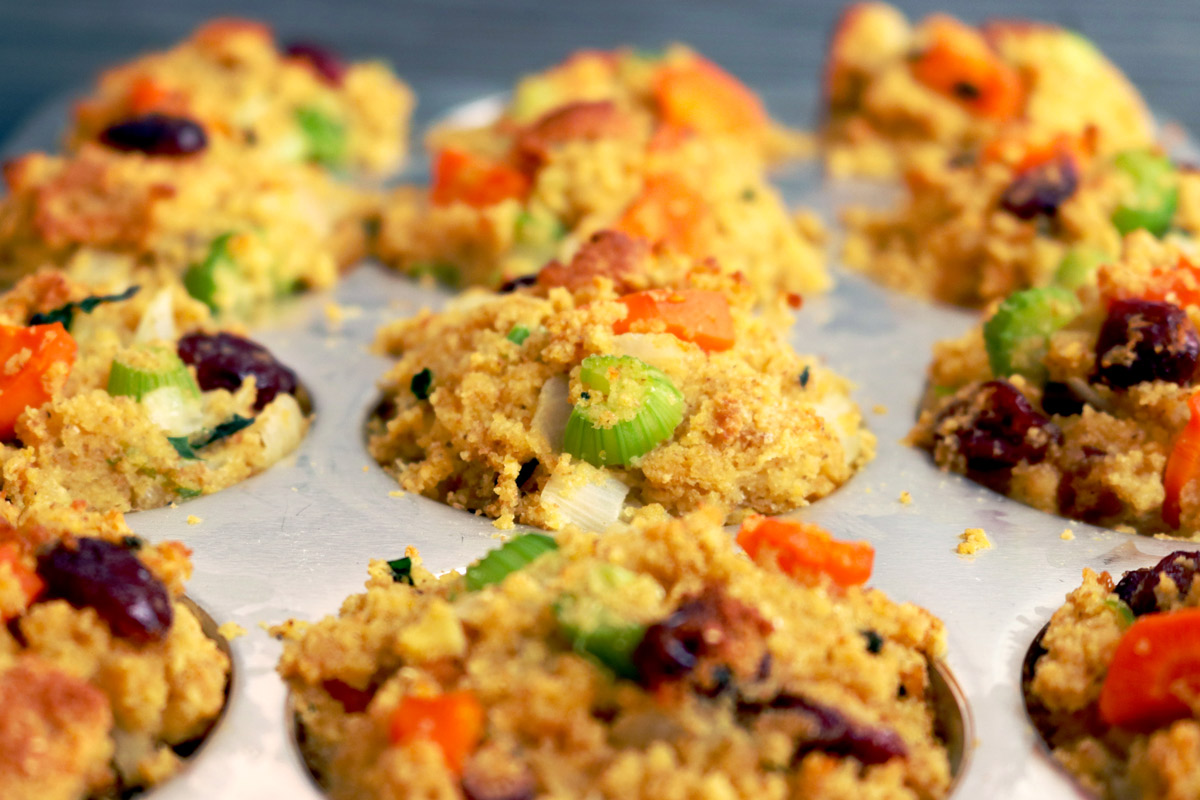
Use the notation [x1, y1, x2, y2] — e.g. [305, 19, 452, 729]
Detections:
[387, 556, 415, 585]
[741, 188, 757, 202]
[175, 487, 203, 499]
[168, 436, 199, 460]
[798, 366, 811, 388]
[411, 368, 433, 400]
[30, 285, 141, 330]
[507, 325, 531, 345]
[862, 629, 884, 654]
[295, 106, 347, 167]
[184, 233, 252, 315]
[121, 535, 145, 550]
[194, 415, 254, 449]
[1105, 598, 1136, 629]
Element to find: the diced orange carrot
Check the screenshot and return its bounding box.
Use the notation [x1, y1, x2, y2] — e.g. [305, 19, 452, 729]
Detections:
[736, 515, 874, 588]
[614, 288, 735, 351]
[127, 76, 172, 114]
[430, 148, 530, 208]
[1099, 607, 1200, 730]
[614, 173, 707, 257]
[910, 15, 1024, 121]
[653, 56, 767, 136]
[0, 323, 77, 441]
[388, 691, 484, 773]
[980, 130, 1094, 173]
[648, 123, 693, 153]
[1137, 256, 1200, 309]
[1163, 393, 1200, 529]
[0, 542, 43, 619]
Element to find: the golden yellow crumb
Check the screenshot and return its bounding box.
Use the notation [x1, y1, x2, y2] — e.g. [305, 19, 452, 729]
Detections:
[1060, 529, 1075, 541]
[217, 621, 247, 640]
[362, 465, 369, 473]
[873, 404, 888, 415]
[899, 490, 912, 505]
[956, 528, 992, 555]
[388, 490, 406, 498]
[186, 514, 202, 526]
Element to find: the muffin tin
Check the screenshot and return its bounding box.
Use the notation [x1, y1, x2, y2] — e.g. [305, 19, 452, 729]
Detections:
[7, 88, 1198, 800]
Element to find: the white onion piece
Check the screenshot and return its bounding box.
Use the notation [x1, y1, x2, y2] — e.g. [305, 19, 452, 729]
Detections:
[611, 333, 700, 377]
[530, 375, 570, 452]
[255, 393, 307, 464]
[812, 393, 862, 468]
[142, 386, 204, 437]
[541, 465, 630, 532]
[134, 288, 176, 343]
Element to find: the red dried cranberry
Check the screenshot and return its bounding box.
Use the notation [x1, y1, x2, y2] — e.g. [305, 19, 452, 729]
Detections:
[1040, 381, 1085, 417]
[1094, 299, 1200, 388]
[936, 380, 1061, 472]
[999, 155, 1079, 220]
[738, 694, 907, 765]
[284, 42, 347, 85]
[177, 332, 298, 410]
[1115, 550, 1200, 616]
[37, 538, 172, 644]
[99, 113, 208, 156]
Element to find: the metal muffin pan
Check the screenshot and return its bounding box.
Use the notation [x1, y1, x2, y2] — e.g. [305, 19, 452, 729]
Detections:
[8, 95, 1196, 800]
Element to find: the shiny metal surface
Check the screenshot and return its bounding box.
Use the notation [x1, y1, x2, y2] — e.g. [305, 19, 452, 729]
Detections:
[7, 99, 1194, 800]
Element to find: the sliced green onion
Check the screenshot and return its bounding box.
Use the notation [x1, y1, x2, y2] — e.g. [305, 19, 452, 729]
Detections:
[295, 106, 347, 167]
[465, 532, 558, 591]
[410, 261, 462, 289]
[554, 563, 648, 680]
[983, 287, 1081, 382]
[507, 325, 531, 345]
[410, 368, 433, 401]
[1053, 246, 1109, 290]
[168, 436, 198, 460]
[184, 233, 252, 315]
[108, 343, 204, 436]
[167, 414, 254, 461]
[563, 355, 684, 467]
[175, 486, 203, 499]
[387, 556, 415, 585]
[1111, 150, 1178, 237]
[1105, 598, 1136, 629]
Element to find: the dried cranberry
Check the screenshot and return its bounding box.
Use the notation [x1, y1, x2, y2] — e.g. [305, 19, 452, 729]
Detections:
[284, 41, 347, 85]
[1115, 550, 1200, 616]
[177, 332, 299, 410]
[99, 113, 208, 156]
[936, 380, 1061, 472]
[37, 538, 172, 644]
[1040, 381, 1085, 417]
[1094, 299, 1200, 388]
[739, 694, 907, 766]
[497, 275, 538, 294]
[999, 155, 1079, 220]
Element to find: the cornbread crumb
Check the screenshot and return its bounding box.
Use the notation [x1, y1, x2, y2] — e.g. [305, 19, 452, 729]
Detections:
[186, 515, 202, 525]
[899, 490, 912, 505]
[873, 404, 888, 415]
[1060, 529, 1075, 541]
[388, 490, 406, 498]
[956, 528, 992, 555]
[218, 622, 247, 640]
[362, 465, 369, 473]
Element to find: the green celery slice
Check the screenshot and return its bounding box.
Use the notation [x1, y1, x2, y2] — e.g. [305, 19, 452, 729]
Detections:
[1111, 150, 1178, 237]
[983, 287, 1081, 382]
[553, 563, 647, 680]
[465, 532, 558, 591]
[107, 344, 201, 401]
[1053, 246, 1109, 290]
[295, 106, 347, 167]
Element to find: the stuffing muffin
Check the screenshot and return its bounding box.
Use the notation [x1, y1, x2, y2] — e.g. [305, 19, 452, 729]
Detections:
[0, 140, 372, 320]
[911, 233, 1200, 535]
[375, 47, 827, 303]
[1026, 550, 1200, 800]
[823, 3, 1154, 178]
[69, 18, 414, 181]
[368, 232, 871, 531]
[0, 270, 309, 513]
[0, 502, 229, 800]
[843, 131, 1199, 306]
[277, 509, 953, 800]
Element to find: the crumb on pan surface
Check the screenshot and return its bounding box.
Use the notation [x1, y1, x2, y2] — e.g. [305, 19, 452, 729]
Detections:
[67, 17, 414, 181]
[368, 232, 872, 531]
[374, 45, 826, 304]
[822, 2, 1153, 179]
[1027, 551, 1200, 799]
[0, 270, 310, 513]
[955, 528, 991, 555]
[0, 501, 229, 800]
[911, 233, 1200, 536]
[276, 509, 951, 800]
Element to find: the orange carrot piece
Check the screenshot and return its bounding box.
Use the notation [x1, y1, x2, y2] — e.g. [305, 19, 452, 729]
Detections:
[1139, 256, 1200, 309]
[1099, 607, 1200, 730]
[127, 76, 173, 114]
[0, 323, 77, 441]
[615, 173, 707, 257]
[653, 56, 767, 136]
[430, 148, 530, 208]
[388, 691, 484, 774]
[910, 15, 1024, 121]
[1163, 393, 1200, 529]
[614, 288, 735, 351]
[737, 515, 874, 588]
[0, 542, 43, 619]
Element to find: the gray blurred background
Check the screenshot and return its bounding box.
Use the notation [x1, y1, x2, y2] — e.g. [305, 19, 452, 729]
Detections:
[1, 0, 1194, 147]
